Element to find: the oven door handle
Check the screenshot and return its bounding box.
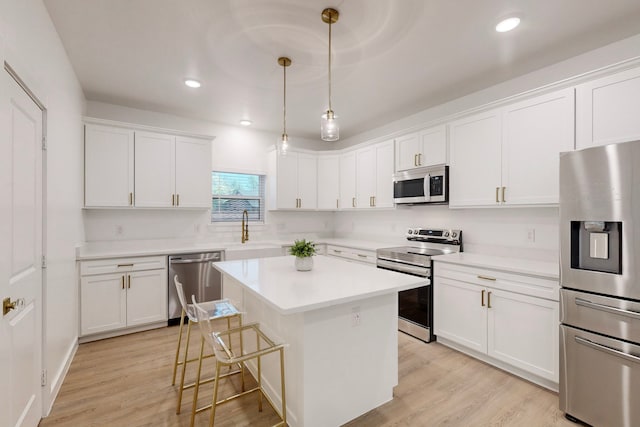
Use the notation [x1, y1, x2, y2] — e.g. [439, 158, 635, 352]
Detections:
[376, 259, 430, 278]
[423, 174, 431, 202]
[575, 297, 640, 320]
[575, 336, 640, 364]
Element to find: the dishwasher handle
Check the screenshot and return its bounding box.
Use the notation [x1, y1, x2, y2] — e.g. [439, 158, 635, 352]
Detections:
[170, 255, 221, 265]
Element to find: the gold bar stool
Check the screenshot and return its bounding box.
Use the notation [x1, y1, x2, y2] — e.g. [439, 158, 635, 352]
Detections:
[171, 275, 242, 416]
[192, 297, 287, 427]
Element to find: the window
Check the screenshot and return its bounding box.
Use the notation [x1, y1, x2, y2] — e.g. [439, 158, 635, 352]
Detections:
[211, 171, 265, 223]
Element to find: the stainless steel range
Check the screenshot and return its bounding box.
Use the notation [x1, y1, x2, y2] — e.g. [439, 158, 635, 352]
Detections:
[377, 228, 462, 342]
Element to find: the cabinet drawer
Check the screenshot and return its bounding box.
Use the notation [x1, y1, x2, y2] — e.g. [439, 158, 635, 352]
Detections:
[434, 262, 558, 301]
[326, 245, 376, 265]
[80, 256, 167, 276]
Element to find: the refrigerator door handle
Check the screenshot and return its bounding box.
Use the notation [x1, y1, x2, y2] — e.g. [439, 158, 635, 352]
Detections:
[575, 336, 640, 365]
[575, 297, 640, 320]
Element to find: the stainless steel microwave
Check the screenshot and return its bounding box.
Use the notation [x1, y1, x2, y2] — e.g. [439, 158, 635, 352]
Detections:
[393, 165, 448, 204]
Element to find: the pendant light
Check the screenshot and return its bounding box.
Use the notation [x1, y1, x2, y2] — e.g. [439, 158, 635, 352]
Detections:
[278, 56, 292, 155]
[321, 8, 339, 141]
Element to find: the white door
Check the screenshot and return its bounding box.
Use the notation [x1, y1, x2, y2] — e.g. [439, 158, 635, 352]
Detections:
[449, 109, 502, 207]
[126, 270, 167, 327]
[174, 136, 211, 208]
[80, 273, 127, 336]
[374, 140, 395, 208]
[134, 131, 175, 207]
[433, 277, 487, 354]
[317, 155, 340, 210]
[297, 153, 317, 209]
[355, 146, 376, 208]
[339, 152, 356, 209]
[501, 88, 575, 205]
[84, 124, 134, 207]
[0, 68, 43, 427]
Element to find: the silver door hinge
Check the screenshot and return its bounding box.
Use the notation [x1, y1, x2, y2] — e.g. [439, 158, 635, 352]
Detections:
[41, 255, 47, 269]
[42, 136, 47, 151]
[41, 369, 47, 387]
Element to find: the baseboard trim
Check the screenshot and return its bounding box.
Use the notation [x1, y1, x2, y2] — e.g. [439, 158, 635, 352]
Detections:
[44, 338, 78, 416]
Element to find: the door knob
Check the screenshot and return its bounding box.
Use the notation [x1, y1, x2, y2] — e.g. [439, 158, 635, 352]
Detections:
[3, 297, 24, 316]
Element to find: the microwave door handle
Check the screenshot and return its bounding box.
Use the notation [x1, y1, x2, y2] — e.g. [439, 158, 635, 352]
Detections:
[423, 174, 431, 201]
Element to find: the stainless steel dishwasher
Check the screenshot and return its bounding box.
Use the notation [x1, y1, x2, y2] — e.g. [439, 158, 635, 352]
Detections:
[168, 251, 224, 325]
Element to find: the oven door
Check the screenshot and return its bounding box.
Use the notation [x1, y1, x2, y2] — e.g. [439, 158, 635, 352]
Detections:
[393, 175, 427, 204]
[398, 285, 433, 342]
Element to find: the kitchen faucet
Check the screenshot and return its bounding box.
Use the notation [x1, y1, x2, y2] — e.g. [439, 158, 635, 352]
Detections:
[241, 209, 249, 243]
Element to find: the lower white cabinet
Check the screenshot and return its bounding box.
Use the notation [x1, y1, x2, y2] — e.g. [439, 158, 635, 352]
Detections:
[326, 245, 376, 265]
[434, 260, 559, 388]
[80, 256, 167, 340]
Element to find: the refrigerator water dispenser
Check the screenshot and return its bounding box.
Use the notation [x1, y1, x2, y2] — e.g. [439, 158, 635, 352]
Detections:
[570, 221, 622, 274]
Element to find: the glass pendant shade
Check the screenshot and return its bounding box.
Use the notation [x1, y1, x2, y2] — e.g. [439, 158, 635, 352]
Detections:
[278, 133, 289, 155]
[321, 110, 339, 141]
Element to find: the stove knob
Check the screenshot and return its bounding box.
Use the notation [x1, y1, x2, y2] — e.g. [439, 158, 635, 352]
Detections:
[443, 231, 450, 237]
[451, 231, 458, 239]
[407, 229, 413, 235]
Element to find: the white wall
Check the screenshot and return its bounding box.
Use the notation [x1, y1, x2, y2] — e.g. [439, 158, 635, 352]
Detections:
[0, 0, 86, 414]
[84, 101, 334, 243]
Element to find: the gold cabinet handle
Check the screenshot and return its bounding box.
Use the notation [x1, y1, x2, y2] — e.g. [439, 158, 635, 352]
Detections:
[121, 276, 125, 290]
[418, 153, 422, 166]
[477, 275, 497, 281]
[414, 153, 418, 167]
[481, 289, 485, 307]
[336, 199, 339, 209]
[172, 194, 175, 206]
[352, 197, 356, 208]
[176, 194, 180, 206]
[373, 196, 376, 207]
[487, 291, 492, 309]
[117, 263, 133, 268]
[495, 187, 499, 203]
[129, 192, 133, 206]
[333, 249, 342, 254]
[501, 186, 506, 203]
[357, 254, 367, 258]
[127, 275, 131, 289]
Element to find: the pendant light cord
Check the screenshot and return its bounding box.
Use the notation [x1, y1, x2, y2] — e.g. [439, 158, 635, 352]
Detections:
[283, 62, 287, 135]
[328, 15, 332, 112]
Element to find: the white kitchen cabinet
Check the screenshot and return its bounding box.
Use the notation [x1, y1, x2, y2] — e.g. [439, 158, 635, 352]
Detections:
[449, 109, 502, 207]
[326, 245, 376, 265]
[355, 140, 395, 209]
[79, 256, 168, 341]
[434, 260, 559, 387]
[135, 132, 212, 208]
[577, 66, 640, 149]
[339, 151, 357, 210]
[84, 122, 212, 209]
[267, 150, 317, 210]
[317, 155, 340, 210]
[84, 124, 134, 207]
[449, 88, 574, 207]
[175, 136, 213, 208]
[395, 125, 447, 171]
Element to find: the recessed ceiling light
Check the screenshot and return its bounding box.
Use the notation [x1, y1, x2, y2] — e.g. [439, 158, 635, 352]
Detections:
[496, 17, 521, 33]
[184, 79, 201, 88]
[239, 119, 252, 126]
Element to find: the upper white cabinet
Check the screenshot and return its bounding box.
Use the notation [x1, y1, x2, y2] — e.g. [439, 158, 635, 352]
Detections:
[395, 125, 447, 171]
[355, 140, 395, 209]
[267, 151, 317, 210]
[317, 155, 340, 210]
[84, 124, 134, 207]
[449, 88, 574, 207]
[84, 122, 212, 209]
[576, 67, 640, 149]
[339, 152, 357, 210]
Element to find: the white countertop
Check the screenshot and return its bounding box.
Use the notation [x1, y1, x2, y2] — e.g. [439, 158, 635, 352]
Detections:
[75, 237, 396, 260]
[213, 255, 427, 315]
[433, 252, 559, 279]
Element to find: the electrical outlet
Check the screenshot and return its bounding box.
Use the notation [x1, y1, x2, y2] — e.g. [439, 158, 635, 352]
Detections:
[352, 307, 360, 327]
[527, 228, 536, 243]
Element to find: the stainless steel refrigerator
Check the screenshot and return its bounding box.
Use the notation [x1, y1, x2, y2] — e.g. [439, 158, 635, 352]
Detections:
[560, 140, 640, 427]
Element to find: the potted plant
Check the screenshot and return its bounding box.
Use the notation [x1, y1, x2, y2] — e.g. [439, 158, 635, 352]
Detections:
[289, 239, 317, 271]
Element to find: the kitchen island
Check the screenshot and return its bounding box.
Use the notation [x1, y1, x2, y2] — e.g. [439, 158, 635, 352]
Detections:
[213, 255, 427, 427]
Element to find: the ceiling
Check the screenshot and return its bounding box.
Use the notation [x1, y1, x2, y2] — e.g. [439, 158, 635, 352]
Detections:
[44, 0, 640, 141]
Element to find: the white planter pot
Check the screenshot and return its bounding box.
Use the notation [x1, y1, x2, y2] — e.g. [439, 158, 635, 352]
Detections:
[295, 256, 314, 271]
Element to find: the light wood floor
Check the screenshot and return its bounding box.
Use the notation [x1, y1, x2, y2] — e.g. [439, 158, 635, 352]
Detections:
[40, 324, 576, 427]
